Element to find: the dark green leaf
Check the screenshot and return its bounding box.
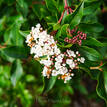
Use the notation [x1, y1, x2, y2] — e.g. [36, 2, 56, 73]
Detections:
[96, 72, 107, 103]
[84, 1, 100, 15]
[11, 60, 23, 86]
[16, 0, 28, 17]
[45, 0, 57, 13]
[82, 37, 104, 47]
[43, 76, 57, 93]
[1, 46, 29, 59]
[4, 15, 25, 46]
[64, 1, 84, 28]
[80, 46, 102, 61]
[19, 30, 30, 38]
[79, 23, 104, 33]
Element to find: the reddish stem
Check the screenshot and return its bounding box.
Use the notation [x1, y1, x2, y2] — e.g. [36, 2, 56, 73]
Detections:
[58, 10, 65, 23]
[58, 0, 73, 23]
[65, 0, 69, 14]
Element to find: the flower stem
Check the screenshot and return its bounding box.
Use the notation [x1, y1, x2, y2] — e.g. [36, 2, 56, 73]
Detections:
[65, 0, 69, 14]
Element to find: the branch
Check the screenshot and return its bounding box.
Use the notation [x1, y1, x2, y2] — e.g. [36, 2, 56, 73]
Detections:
[0, 44, 6, 49]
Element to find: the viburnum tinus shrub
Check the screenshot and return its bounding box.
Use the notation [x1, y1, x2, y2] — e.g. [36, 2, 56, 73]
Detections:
[0, 0, 107, 106]
[25, 0, 107, 103]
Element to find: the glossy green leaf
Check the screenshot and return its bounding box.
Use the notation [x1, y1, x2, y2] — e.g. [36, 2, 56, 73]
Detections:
[57, 44, 73, 48]
[83, 1, 100, 15]
[1, 46, 29, 59]
[82, 37, 104, 47]
[79, 23, 104, 33]
[16, 0, 28, 17]
[61, 24, 69, 36]
[11, 60, 23, 86]
[43, 76, 57, 93]
[45, 0, 57, 13]
[53, 23, 61, 30]
[80, 46, 102, 61]
[19, 30, 30, 38]
[64, 1, 84, 28]
[4, 15, 25, 46]
[96, 72, 107, 103]
[104, 71, 107, 94]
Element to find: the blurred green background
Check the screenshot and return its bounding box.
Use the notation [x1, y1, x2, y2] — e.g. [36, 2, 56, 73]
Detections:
[0, 0, 107, 107]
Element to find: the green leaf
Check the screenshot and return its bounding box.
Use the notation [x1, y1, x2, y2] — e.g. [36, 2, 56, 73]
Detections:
[0, 16, 6, 31]
[11, 60, 23, 86]
[61, 10, 67, 24]
[25, 75, 35, 82]
[61, 24, 69, 36]
[4, 15, 25, 46]
[55, 29, 61, 39]
[53, 23, 61, 30]
[79, 23, 104, 33]
[57, 44, 73, 48]
[104, 71, 107, 94]
[1, 46, 29, 59]
[56, 0, 64, 12]
[96, 72, 107, 103]
[81, 14, 98, 24]
[83, 1, 100, 15]
[65, 85, 74, 94]
[19, 30, 30, 38]
[45, 0, 57, 13]
[80, 46, 102, 61]
[32, 4, 49, 20]
[82, 37, 104, 47]
[45, 16, 57, 25]
[64, 1, 84, 28]
[43, 76, 57, 93]
[16, 0, 28, 17]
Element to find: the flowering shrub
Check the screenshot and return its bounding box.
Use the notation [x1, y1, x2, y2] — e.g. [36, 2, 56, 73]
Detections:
[0, 0, 107, 106]
[26, 24, 85, 83]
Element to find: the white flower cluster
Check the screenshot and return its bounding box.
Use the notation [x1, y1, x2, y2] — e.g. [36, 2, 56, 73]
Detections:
[26, 24, 85, 83]
[26, 24, 60, 58]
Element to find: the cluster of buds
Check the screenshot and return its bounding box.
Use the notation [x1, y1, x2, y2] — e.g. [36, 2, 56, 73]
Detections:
[26, 24, 85, 83]
[64, 28, 87, 46]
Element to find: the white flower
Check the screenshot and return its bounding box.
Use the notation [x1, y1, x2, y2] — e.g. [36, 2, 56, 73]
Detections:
[36, 23, 41, 28]
[42, 66, 48, 77]
[64, 74, 72, 83]
[76, 51, 79, 55]
[26, 34, 32, 44]
[66, 59, 73, 65]
[69, 62, 75, 69]
[55, 62, 62, 70]
[66, 59, 75, 69]
[71, 73, 74, 76]
[59, 66, 68, 75]
[30, 47, 36, 54]
[67, 50, 76, 57]
[80, 57, 85, 63]
[77, 58, 80, 61]
[55, 54, 64, 63]
[40, 57, 52, 66]
[52, 70, 58, 76]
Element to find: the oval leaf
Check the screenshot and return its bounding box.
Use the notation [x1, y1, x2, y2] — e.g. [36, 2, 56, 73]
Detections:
[42, 76, 57, 93]
[11, 60, 23, 86]
[80, 46, 102, 61]
[1, 46, 29, 59]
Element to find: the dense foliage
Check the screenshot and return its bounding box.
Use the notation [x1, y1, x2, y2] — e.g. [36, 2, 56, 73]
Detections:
[0, 0, 107, 106]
